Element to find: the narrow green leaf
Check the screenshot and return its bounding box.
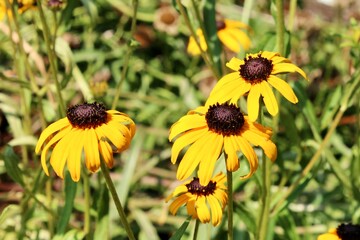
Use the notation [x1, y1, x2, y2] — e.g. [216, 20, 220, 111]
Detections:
[2, 145, 24, 187]
[234, 202, 256, 235]
[134, 209, 160, 240]
[56, 172, 77, 234]
[169, 216, 192, 240]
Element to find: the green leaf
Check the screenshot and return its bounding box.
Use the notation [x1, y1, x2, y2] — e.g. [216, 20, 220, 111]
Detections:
[234, 202, 256, 235]
[56, 172, 77, 234]
[320, 85, 342, 130]
[169, 216, 192, 240]
[134, 209, 160, 240]
[2, 145, 25, 187]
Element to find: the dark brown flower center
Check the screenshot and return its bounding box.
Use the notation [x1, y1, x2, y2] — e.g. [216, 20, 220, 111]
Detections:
[239, 54, 273, 83]
[67, 102, 107, 129]
[216, 20, 226, 31]
[337, 223, 360, 240]
[47, 0, 63, 9]
[205, 103, 244, 136]
[186, 177, 216, 196]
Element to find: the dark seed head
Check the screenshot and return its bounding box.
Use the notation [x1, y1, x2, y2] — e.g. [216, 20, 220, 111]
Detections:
[186, 177, 216, 196]
[206, 103, 245, 136]
[337, 223, 360, 240]
[216, 20, 226, 31]
[239, 54, 273, 83]
[67, 102, 107, 129]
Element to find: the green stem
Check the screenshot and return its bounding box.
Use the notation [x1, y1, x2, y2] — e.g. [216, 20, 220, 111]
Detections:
[287, 0, 297, 32]
[175, 0, 220, 79]
[256, 106, 271, 240]
[193, 219, 200, 240]
[275, 0, 285, 55]
[111, 0, 138, 109]
[226, 170, 233, 240]
[83, 171, 91, 236]
[38, 0, 66, 116]
[100, 160, 136, 240]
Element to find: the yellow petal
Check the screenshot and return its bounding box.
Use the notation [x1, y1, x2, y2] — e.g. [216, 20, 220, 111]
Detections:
[169, 194, 189, 215]
[214, 189, 228, 207]
[267, 75, 298, 103]
[171, 185, 189, 198]
[235, 136, 258, 179]
[223, 136, 240, 171]
[317, 233, 340, 240]
[197, 133, 224, 186]
[187, 29, 207, 56]
[207, 195, 222, 226]
[259, 139, 277, 161]
[224, 19, 248, 29]
[196, 196, 210, 224]
[272, 63, 308, 80]
[260, 81, 279, 116]
[186, 197, 197, 218]
[247, 84, 261, 122]
[226, 57, 244, 72]
[98, 124, 126, 150]
[221, 28, 251, 51]
[40, 127, 71, 176]
[169, 114, 206, 141]
[261, 51, 279, 60]
[67, 130, 84, 182]
[171, 128, 207, 164]
[218, 30, 241, 53]
[35, 118, 70, 153]
[84, 129, 100, 172]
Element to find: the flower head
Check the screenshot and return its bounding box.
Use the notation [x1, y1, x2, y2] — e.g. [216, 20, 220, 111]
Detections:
[166, 172, 227, 226]
[206, 51, 308, 122]
[35, 102, 136, 182]
[169, 102, 277, 185]
[187, 19, 251, 56]
[18, 0, 37, 14]
[317, 223, 360, 240]
[153, 5, 179, 36]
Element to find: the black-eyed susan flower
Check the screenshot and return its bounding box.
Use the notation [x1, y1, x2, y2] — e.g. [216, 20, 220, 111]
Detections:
[17, 0, 37, 14]
[35, 102, 136, 182]
[166, 172, 227, 226]
[187, 19, 251, 56]
[169, 102, 277, 186]
[153, 5, 179, 36]
[206, 51, 308, 122]
[317, 223, 360, 240]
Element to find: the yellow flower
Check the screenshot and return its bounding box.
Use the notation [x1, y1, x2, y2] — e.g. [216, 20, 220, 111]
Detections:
[206, 51, 308, 122]
[166, 172, 227, 226]
[317, 223, 360, 240]
[35, 102, 136, 182]
[17, 0, 37, 14]
[187, 19, 251, 56]
[169, 102, 277, 186]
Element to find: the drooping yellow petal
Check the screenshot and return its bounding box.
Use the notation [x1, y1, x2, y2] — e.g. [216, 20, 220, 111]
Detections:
[98, 139, 114, 168]
[259, 139, 277, 161]
[224, 19, 249, 29]
[223, 136, 240, 171]
[214, 189, 228, 207]
[207, 195, 222, 226]
[83, 129, 100, 172]
[187, 29, 207, 56]
[226, 57, 244, 72]
[197, 133, 224, 186]
[171, 128, 208, 164]
[267, 75, 298, 103]
[247, 84, 261, 122]
[171, 185, 189, 198]
[260, 81, 279, 116]
[186, 197, 197, 218]
[98, 124, 126, 150]
[218, 30, 242, 53]
[272, 63, 308, 80]
[35, 118, 70, 153]
[169, 194, 189, 215]
[234, 136, 258, 178]
[176, 132, 216, 181]
[169, 114, 207, 141]
[261, 51, 279, 60]
[196, 196, 210, 224]
[223, 28, 251, 51]
[40, 127, 72, 176]
[317, 232, 340, 240]
[67, 130, 84, 182]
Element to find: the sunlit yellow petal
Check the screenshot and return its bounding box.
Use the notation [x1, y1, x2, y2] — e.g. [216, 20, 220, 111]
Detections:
[67, 131, 84, 182]
[267, 75, 298, 103]
[259, 140, 277, 161]
[197, 133, 224, 185]
[188, 106, 207, 115]
[84, 129, 100, 172]
[207, 195, 222, 226]
[171, 185, 188, 197]
[187, 29, 207, 56]
[272, 63, 308, 80]
[247, 84, 261, 122]
[226, 57, 244, 72]
[317, 233, 340, 240]
[223, 136, 240, 171]
[224, 19, 248, 29]
[214, 189, 228, 207]
[35, 118, 70, 153]
[260, 81, 279, 116]
[169, 114, 207, 141]
[223, 28, 251, 50]
[235, 136, 258, 178]
[98, 124, 126, 150]
[218, 30, 242, 53]
[171, 128, 208, 164]
[169, 194, 189, 215]
[98, 137, 113, 168]
[261, 51, 279, 60]
[186, 197, 197, 218]
[196, 196, 210, 224]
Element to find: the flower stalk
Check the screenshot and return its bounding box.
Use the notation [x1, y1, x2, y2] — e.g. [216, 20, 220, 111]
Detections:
[226, 170, 233, 240]
[100, 160, 136, 240]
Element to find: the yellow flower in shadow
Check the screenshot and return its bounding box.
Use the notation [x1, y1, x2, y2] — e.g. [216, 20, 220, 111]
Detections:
[35, 102, 136, 182]
[206, 51, 308, 122]
[187, 19, 251, 55]
[169, 102, 277, 186]
[166, 172, 227, 226]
